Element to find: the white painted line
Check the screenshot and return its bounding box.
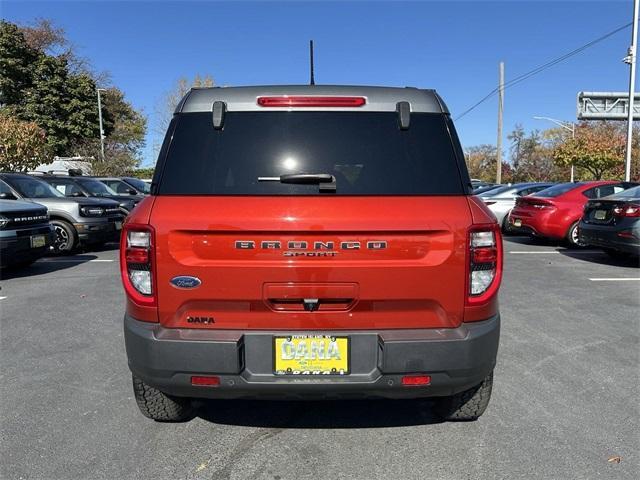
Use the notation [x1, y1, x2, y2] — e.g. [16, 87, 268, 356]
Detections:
[38, 258, 114, 263]
[0, 296, 7, 300]
[589, 278, 640, 282]
[89, 259, 114, 263]
[509, 250, 602, 254]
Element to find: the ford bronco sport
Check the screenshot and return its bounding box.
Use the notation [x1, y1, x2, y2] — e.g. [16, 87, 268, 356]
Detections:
[122, 85, 502, 422]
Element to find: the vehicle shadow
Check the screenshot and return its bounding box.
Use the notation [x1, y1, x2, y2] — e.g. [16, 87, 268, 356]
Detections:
[0, 254, 98, 280]
[195, 398, 443, 428]
[557, 249, 640, 268]
[79, 242, 120, 253]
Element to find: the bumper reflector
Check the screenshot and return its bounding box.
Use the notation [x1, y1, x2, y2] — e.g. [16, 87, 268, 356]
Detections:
[191, 376, 220, 386]
[401, 375, 431, 386]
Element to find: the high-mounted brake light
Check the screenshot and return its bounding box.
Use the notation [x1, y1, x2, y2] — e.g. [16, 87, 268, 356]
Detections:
[467, 225, 503, 305]
[257, 96, 366, 107]
[120, 224, 156, 306]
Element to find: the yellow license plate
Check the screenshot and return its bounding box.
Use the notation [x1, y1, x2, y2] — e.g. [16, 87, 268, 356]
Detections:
[30, 235, 46, 248]
[274, 335, 349, 375]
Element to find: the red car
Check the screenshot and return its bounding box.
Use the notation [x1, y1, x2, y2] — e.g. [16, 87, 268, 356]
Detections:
[509, 181, 629, 246]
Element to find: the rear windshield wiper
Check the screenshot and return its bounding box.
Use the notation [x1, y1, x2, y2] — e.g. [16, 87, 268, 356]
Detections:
[258, 173, 336, 193]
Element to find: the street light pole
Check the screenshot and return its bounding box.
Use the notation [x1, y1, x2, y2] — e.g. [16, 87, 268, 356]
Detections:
[96, 88, 106, 162]
[623, 0, 639, 182]
[533, 116, 576, 182]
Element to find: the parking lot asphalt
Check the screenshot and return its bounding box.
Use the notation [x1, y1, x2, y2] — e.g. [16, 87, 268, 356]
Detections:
[1, 237, 638, 480]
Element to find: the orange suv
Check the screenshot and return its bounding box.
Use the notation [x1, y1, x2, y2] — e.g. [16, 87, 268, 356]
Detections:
[121, 85, 502, 421]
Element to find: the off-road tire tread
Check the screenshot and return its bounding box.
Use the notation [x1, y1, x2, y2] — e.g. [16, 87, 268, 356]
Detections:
[438, 372, 493, 421]
[132, 375, 192, 422]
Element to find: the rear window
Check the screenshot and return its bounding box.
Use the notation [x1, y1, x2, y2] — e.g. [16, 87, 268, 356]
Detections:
[535, 183, 578, 198]
[157, 111, 465, 195]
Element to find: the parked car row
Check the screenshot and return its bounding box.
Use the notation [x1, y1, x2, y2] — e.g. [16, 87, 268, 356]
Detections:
[505, 181, 639, 256]
[0, 173, 149, 268]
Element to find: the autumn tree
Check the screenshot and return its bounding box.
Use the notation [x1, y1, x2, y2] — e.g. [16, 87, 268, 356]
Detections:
[553, 122, 625, 180]
[0, 113, 51, 171]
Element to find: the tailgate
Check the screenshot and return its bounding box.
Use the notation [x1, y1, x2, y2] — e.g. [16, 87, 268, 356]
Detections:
[152, 196, 471, 330]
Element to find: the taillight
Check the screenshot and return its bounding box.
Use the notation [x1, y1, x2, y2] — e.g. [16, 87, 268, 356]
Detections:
[257, 96, 366, 107]
[467, 226, 503, 305]
[613, 204, 640, 217]
[120, 224, 156, 306]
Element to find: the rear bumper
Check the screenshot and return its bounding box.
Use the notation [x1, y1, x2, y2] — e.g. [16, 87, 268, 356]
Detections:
[579, 221, 640, 255]
[124, 314, 500, 399]
[74, 218, 122, 245]
[0, 225, 53, 267]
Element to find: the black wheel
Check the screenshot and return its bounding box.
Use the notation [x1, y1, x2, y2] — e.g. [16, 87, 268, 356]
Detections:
[51, 219, 76, 254]
[132, 375, 193, 422]
[501, 213, 512, 234]
[566, 221, 586, 248]
[435, 371, 493, 421]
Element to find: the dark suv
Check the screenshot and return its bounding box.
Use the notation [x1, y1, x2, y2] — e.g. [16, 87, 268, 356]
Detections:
[0, 199, 53, 268]
[122, 85, 502, 422]
[98, 177, 150, 196]
[37, 175, 144, 213]
[0, 173, 124, 253]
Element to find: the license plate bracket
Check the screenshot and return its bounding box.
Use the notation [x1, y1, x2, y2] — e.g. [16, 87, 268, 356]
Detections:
[273, 335, 350, 375]
[30, 235, 46, 248]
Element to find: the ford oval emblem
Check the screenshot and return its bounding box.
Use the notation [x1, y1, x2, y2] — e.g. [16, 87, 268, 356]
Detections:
[170, 276, 202, 289]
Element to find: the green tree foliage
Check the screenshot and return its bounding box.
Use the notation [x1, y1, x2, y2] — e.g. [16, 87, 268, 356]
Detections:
[0, 19, 146, 175]
[0, 112, 51, 171]
[72, 88, 146, 175]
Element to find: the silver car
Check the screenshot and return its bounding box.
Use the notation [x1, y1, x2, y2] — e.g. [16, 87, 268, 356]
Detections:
[479, 182, 554, 230]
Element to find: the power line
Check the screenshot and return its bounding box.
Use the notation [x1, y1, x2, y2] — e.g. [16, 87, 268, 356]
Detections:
[455, 22, 633, 121]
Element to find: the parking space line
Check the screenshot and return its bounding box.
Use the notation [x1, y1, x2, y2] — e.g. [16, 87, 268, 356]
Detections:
[509, 250, 602, 254]
[37, 259, 115, 263]
[0, 296, 7, 300]
[589, 278, 640, 282]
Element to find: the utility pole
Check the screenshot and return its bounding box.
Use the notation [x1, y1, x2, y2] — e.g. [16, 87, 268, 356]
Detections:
[96, 88, 106, 162]
[624, 0, 639, 182]
[496, 62, 504, 184]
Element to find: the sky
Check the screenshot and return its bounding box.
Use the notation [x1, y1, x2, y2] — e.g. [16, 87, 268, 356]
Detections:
[2, 0, 637, 166]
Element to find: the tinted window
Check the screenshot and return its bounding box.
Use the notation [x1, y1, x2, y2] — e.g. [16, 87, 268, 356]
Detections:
[101, 179, 132, 194]
[3, 176, 64, 198]
[0, 179, 13, 195]
[583, 185, 623, 199]
[46, 178, 85, 197]
[158, 112, 464, 195]
[611, 185, 640, 199]
[123, 177, 150, 194]
[536, 183, 578, 198]
[77, 179, 117, 196]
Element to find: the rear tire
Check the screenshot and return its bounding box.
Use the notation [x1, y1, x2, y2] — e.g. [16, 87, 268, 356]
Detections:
[435, 371, 493, 421]
[51, 219, 76, 254]
[566, 221, 586, 248]
[132, 375, 193, 422]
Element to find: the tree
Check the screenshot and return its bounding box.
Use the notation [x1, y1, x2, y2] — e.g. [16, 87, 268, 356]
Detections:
[0, 21, 38, 106]
[465, 144, 498, 182]
[152, 74, 214, 159]
[553, 122, 625, 180]
[0, 19, 145, 173]
[72, 88, 146, 175]
[0, 112, 51, 171]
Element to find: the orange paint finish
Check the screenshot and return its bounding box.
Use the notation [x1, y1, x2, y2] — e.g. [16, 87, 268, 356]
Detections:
[123, 195, 503, 330]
